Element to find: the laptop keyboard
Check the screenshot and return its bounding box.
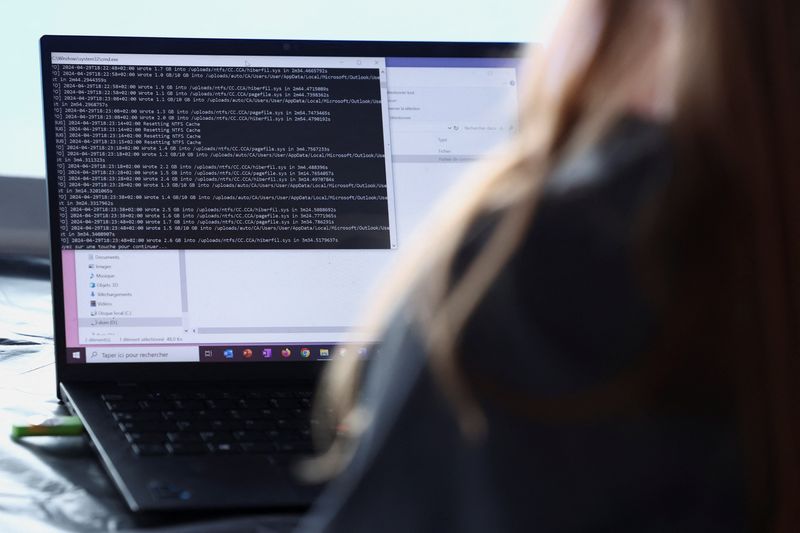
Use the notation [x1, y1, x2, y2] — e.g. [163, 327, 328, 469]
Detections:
[101, 388, 318, 462]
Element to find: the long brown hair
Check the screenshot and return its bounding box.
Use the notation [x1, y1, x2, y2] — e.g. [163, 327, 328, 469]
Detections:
[311, 1, 800, 529]
[665, 1, 800, 529]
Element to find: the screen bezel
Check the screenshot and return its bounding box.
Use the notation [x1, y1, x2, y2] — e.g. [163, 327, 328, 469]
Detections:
[40, 35, 523, 392]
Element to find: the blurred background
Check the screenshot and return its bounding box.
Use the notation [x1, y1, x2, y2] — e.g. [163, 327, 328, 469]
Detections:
[0, 0, 566, 259]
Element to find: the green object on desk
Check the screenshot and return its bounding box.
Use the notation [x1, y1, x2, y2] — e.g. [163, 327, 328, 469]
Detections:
[11, 415, 84, 438]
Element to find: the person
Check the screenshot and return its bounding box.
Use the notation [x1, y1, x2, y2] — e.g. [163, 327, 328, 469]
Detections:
[295, 0, 800, 531]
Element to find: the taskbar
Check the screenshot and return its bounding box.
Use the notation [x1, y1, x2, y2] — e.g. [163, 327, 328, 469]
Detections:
[65, 344, 373, 364]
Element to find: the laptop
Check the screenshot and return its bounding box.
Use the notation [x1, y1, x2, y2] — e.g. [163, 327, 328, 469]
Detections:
[40, 35, 522, 512]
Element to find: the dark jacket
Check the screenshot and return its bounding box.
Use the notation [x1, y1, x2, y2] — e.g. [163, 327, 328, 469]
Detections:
[301, 116, 746, 533]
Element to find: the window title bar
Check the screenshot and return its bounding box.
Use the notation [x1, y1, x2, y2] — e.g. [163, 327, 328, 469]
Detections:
[51, 52, 385, 69]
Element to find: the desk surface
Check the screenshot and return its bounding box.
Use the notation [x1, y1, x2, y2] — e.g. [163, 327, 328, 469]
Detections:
[0, 271, 302, 532]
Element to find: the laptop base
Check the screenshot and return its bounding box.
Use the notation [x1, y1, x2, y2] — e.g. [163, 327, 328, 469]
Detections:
[61, 382, 323, 512]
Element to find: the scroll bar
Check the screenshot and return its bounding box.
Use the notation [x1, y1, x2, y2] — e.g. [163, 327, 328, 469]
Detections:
[179, 250, 189, 332]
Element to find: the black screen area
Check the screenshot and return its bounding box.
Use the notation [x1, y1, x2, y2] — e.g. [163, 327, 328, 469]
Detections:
[50, 63, 391, 250]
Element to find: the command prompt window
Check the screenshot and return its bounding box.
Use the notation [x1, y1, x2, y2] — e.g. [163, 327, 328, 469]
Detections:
[50, 54, 395, 250]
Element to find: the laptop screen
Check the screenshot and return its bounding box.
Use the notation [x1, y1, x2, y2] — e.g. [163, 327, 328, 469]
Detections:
[43, 43, 521, 365]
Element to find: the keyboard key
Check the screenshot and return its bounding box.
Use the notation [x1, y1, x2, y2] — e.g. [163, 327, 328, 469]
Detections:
[195, 409, 226, 420]
[125, 432, 167, 444]
[270, 398, 301, 409]
[138, 400, 170, 411]
[167, 442, 208, 455]
[171, 400, 205, 410]
[243, 419, 274, 431]
[205, 399, 236, 410]
[167, 432, 202, 443]
[175, 420, 211, 432]
[113, 411, 162, 422]
[119, 420, 176, 433]
[141, 392, 164, 401]
[238, 398, 271, 409]
[209, 420, 243, 431]
[276, 419, 308, 430]
[105, 400, 139, 412]
[233, 431, 270, 442]
[227, 409, 259, 420]
[275, 441, 301, 453]
[132, 443, 168, 456]
[239, 441, 274, 454]
[101, 393, 124, 401]
[207, 442, 241, 454]
[199, 431, 233, 443]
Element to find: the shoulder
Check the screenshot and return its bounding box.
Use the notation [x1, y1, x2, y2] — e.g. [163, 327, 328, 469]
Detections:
[545, 114, 672, 196]
[461, 115, 674, 393]
[459, 115, 673, 279]
[533, 114, 673, 247]
[520, 114, 673, 288]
